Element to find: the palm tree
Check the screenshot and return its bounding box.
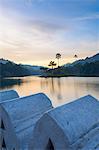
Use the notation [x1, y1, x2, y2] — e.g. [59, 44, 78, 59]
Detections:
[56, 53, 61, 67]
[48, 61, 56, 69]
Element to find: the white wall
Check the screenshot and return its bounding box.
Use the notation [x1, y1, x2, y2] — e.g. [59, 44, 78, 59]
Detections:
[30, 95, 99, 150]
[0, 90, 19, 102]
[1, 92, 53, 149]
[0, 105, 20, 150]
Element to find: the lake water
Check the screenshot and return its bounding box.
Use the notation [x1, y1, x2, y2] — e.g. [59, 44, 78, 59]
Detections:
[0, 77, 99, 106]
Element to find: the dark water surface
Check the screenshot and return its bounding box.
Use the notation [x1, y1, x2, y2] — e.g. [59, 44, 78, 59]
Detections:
[0, 77, 99, 106]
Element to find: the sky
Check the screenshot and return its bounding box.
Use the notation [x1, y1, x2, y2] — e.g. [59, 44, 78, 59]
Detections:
[0, 0, 99, 66]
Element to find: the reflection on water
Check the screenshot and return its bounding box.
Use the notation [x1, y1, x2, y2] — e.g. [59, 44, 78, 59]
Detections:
[0, 78, 22, 89]
[0, 77, 99, 106]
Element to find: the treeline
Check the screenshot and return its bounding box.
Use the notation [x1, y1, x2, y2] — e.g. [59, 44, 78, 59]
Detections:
[45, 61, 99, 77]
[0, 53, 99, 78]
[0, 62, 29, 78]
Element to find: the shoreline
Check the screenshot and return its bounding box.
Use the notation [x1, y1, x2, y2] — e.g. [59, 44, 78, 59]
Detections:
[0, 74, 99, 79]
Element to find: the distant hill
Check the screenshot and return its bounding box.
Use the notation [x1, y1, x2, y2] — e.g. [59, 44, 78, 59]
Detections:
[0, 59, 46, 78]
[45, 53, 99, 77]
[64, 53, 99, 67]
[0, 53, 99, 78]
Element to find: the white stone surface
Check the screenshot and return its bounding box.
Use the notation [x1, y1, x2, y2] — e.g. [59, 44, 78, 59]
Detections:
[71, 122, 99, 150]
[30, 95, 99, 150]
[0, 92, 53, 149]
[0, 90, 19, 102]
[0, 105, 20, 150]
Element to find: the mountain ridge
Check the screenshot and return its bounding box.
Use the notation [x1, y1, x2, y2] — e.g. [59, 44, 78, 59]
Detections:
[0, 58, 46, 78]
[0, 53, 99, 77]
[45, 53, 99, 77]
[63, 53, 99, 67]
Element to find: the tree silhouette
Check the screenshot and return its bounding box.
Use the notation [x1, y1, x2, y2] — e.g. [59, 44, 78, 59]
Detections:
[56, 53, 61, 67]
[48, 61, 56, 69]
[74, 54, 78, 59]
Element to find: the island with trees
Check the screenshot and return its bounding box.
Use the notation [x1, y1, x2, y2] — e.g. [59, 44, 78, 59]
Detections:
[0, 53, 99, 78]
